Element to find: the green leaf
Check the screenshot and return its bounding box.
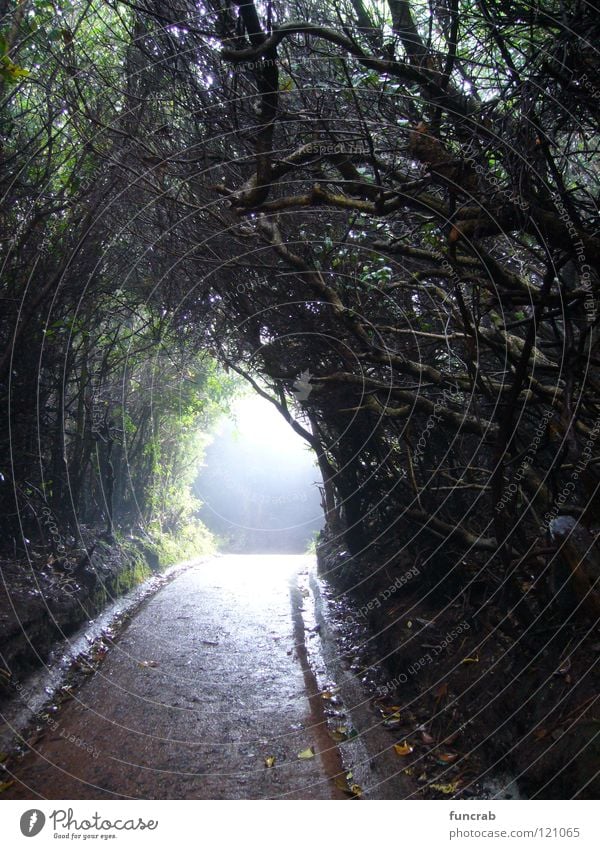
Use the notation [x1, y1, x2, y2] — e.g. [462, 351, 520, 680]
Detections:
[0, 56, 30, 81]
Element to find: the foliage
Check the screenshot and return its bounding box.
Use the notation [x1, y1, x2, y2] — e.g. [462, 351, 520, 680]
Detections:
[1, 0, 599, 623]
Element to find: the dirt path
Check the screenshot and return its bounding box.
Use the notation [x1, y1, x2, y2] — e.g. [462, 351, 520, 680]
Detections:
[2, 555, 410, 800]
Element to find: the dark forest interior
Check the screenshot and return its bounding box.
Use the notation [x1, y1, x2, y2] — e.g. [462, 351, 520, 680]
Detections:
[1, 0, 599, 801]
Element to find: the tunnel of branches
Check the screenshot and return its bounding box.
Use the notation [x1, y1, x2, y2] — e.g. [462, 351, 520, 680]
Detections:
[1, 0, 599, 632]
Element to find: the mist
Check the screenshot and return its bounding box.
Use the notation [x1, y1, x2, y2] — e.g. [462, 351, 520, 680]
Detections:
[194, 396, 324, 553]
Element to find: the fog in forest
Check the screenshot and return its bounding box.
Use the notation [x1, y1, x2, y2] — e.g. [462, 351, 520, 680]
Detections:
[194, 397, 323, 553]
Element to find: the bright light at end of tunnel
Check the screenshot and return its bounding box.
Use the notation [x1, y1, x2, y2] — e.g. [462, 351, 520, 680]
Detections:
[231, 396, 308, 454]
[195, 392, 324, 551]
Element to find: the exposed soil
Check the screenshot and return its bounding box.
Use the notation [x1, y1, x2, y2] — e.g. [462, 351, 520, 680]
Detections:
[317, 533, 600, 799]
[0, 530, 163, 704]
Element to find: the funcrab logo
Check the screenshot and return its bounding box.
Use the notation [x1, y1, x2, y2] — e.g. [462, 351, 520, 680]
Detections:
[19, 810, 46, 837]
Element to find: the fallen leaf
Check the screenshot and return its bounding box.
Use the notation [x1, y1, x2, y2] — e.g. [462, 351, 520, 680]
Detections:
[421, 731, 435, 744]
[403, 767, 414, 776]
[264, 756, 276, 768]
[58, 686, 74, 703]
[0, 781, 14, 793]
[138, 660, 158, 668]
[393, 741, 414, 756]
[329, 725, 348, 742]
[430, 781, 459, 795]
[297, 746, 315, 759]
[321, 689, 340, 700]
[380, 704, 403, 715]
[437, 752, 459, 764]
[462, 654, 479, 664]
[533, 728, 548, 740]
[334, 776, 362, 798]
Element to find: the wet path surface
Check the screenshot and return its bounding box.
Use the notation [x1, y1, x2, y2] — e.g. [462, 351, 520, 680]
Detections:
[2, 555, 411, 800]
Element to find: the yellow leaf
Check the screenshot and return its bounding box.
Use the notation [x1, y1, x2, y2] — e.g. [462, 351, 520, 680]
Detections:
[297, 746, 315, 759]
[264, 756, 276, 768]
[334, 776, 362, 798]
[321, 688, 339, 699]
[393, 741, 414, 756]
[430, 781, 459, 795]
[462, 654, 479, 663]
[380, 704, 402, 718]
[0, 781, 14, 793]
[1, 58, 29, 80]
